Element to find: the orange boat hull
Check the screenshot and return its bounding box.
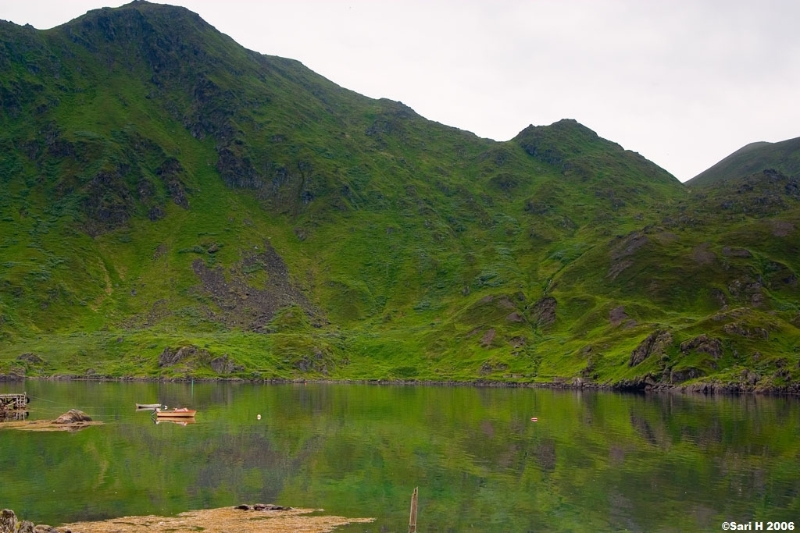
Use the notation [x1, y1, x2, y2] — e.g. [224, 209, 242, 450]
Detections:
[156, 409, 196, 418]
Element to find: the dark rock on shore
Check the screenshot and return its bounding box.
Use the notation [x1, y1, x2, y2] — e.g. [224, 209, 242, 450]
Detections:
[235, 503, 292, 511]
[681, 380, 800, 395]
[613, 374, 658, 392]
[670, 367, 706, 384]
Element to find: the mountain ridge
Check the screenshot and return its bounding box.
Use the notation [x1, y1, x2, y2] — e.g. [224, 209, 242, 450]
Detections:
[0, 1, 798, 393]
[688, 136, 800, 187]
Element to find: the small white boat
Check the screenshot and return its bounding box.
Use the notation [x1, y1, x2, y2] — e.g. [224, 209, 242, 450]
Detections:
[136, 403, 162, 410]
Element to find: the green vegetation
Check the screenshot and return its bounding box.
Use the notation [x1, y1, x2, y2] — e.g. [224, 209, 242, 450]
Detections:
[0, 2, 799, 391]
[687, 137, 800, 187]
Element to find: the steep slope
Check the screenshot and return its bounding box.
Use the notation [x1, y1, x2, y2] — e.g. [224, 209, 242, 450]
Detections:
[0, 2, 797, 392]
[687, 136, 800, 187]
[542, 167, 800, 391]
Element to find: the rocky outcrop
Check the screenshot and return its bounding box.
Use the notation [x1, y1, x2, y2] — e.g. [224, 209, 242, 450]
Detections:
[156, 157, 190, 209]
[506, 312, 525, 323]
[0, 510, 55, 533]
[529, 297, 557, 328]
[609, 306, 628, 326]
[680, 334, 723, 359]
[0, 509, 16, 533]
[54, 409, 92, 424]
[676, 378, 800, 395]
[740, 369, 761, 386]
[711, 288, 728, 309]
[215, 145, 262, 189]
[611, 232, 649, 259]
[629, 330, 673, 367]
[721, 246, 752, 258]
[727, 277, 766, 307]
[294, 347, 335, 376]
[722, 322, 769, 339]
[159, 345, 246, 375]
[691, 243, 716, 265]
[480, 329, 496, 347]
[17, 353, 44, 365]
[235, 503, 292, 511]
[191, 242, 320, 332]
[670, 367, 705, 384]
[612, 374, 658, 392]
[479, 360, 508, 375]
[210, 355, 244, 375]
[605, 231, 653, 280]
[772, 220, 794, 237]
[159, 345, 208, 367]
[81, 166, 135, 235]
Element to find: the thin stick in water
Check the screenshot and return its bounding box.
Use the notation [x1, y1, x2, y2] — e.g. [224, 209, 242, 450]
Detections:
[409, 486, 418, 533]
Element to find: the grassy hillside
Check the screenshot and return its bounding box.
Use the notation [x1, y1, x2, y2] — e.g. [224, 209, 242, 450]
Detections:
[687, 137, 800, 187]
[0, 2, 798, 393]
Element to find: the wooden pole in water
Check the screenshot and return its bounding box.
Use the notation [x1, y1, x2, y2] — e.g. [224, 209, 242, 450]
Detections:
[408, 486, 418, 533]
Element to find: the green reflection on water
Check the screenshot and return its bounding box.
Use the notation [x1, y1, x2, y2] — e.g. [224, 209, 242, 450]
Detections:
[0, 381, 798, 532]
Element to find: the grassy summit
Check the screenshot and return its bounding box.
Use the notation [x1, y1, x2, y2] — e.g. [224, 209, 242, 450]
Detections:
[687, 137, 800, 187]
[0, 2, 798, 391]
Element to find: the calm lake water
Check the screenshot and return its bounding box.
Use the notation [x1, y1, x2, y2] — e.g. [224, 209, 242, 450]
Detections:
[0, 381, 798, 532]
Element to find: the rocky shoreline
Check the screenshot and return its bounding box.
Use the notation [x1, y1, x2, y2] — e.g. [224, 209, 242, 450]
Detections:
[2, 371, 799, 395]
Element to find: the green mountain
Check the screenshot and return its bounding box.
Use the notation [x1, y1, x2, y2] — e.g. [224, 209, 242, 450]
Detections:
[1, 1, 798, 393]
[687, 136, 800, 187]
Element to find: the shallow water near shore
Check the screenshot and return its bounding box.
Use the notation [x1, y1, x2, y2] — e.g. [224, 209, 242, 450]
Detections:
[1, 380, 798, 532]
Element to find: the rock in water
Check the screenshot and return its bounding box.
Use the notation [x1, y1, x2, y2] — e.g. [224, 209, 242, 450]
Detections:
[0, 509, 17, 533]
[53, 409, 92, 424]
[18, 520, 35, 533]
[254, 504, 291, 511]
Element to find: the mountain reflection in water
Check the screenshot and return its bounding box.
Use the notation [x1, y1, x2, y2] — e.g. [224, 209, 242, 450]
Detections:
[0, 381, 797, 532]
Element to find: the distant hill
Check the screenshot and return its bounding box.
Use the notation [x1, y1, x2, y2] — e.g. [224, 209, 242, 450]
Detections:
[687, 136, 800, 187]
[0, 1, 798, 393]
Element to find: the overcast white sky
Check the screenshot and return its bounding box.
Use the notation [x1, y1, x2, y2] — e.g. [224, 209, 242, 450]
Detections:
[2, 1, 799, 182]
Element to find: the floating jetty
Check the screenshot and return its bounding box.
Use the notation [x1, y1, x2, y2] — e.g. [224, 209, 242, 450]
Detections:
[0, 393, 29, 420]
[0, 392, 28, 411]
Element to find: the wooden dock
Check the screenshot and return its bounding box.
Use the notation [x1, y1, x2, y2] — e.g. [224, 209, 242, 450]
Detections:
[0, 392, 28, 411]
